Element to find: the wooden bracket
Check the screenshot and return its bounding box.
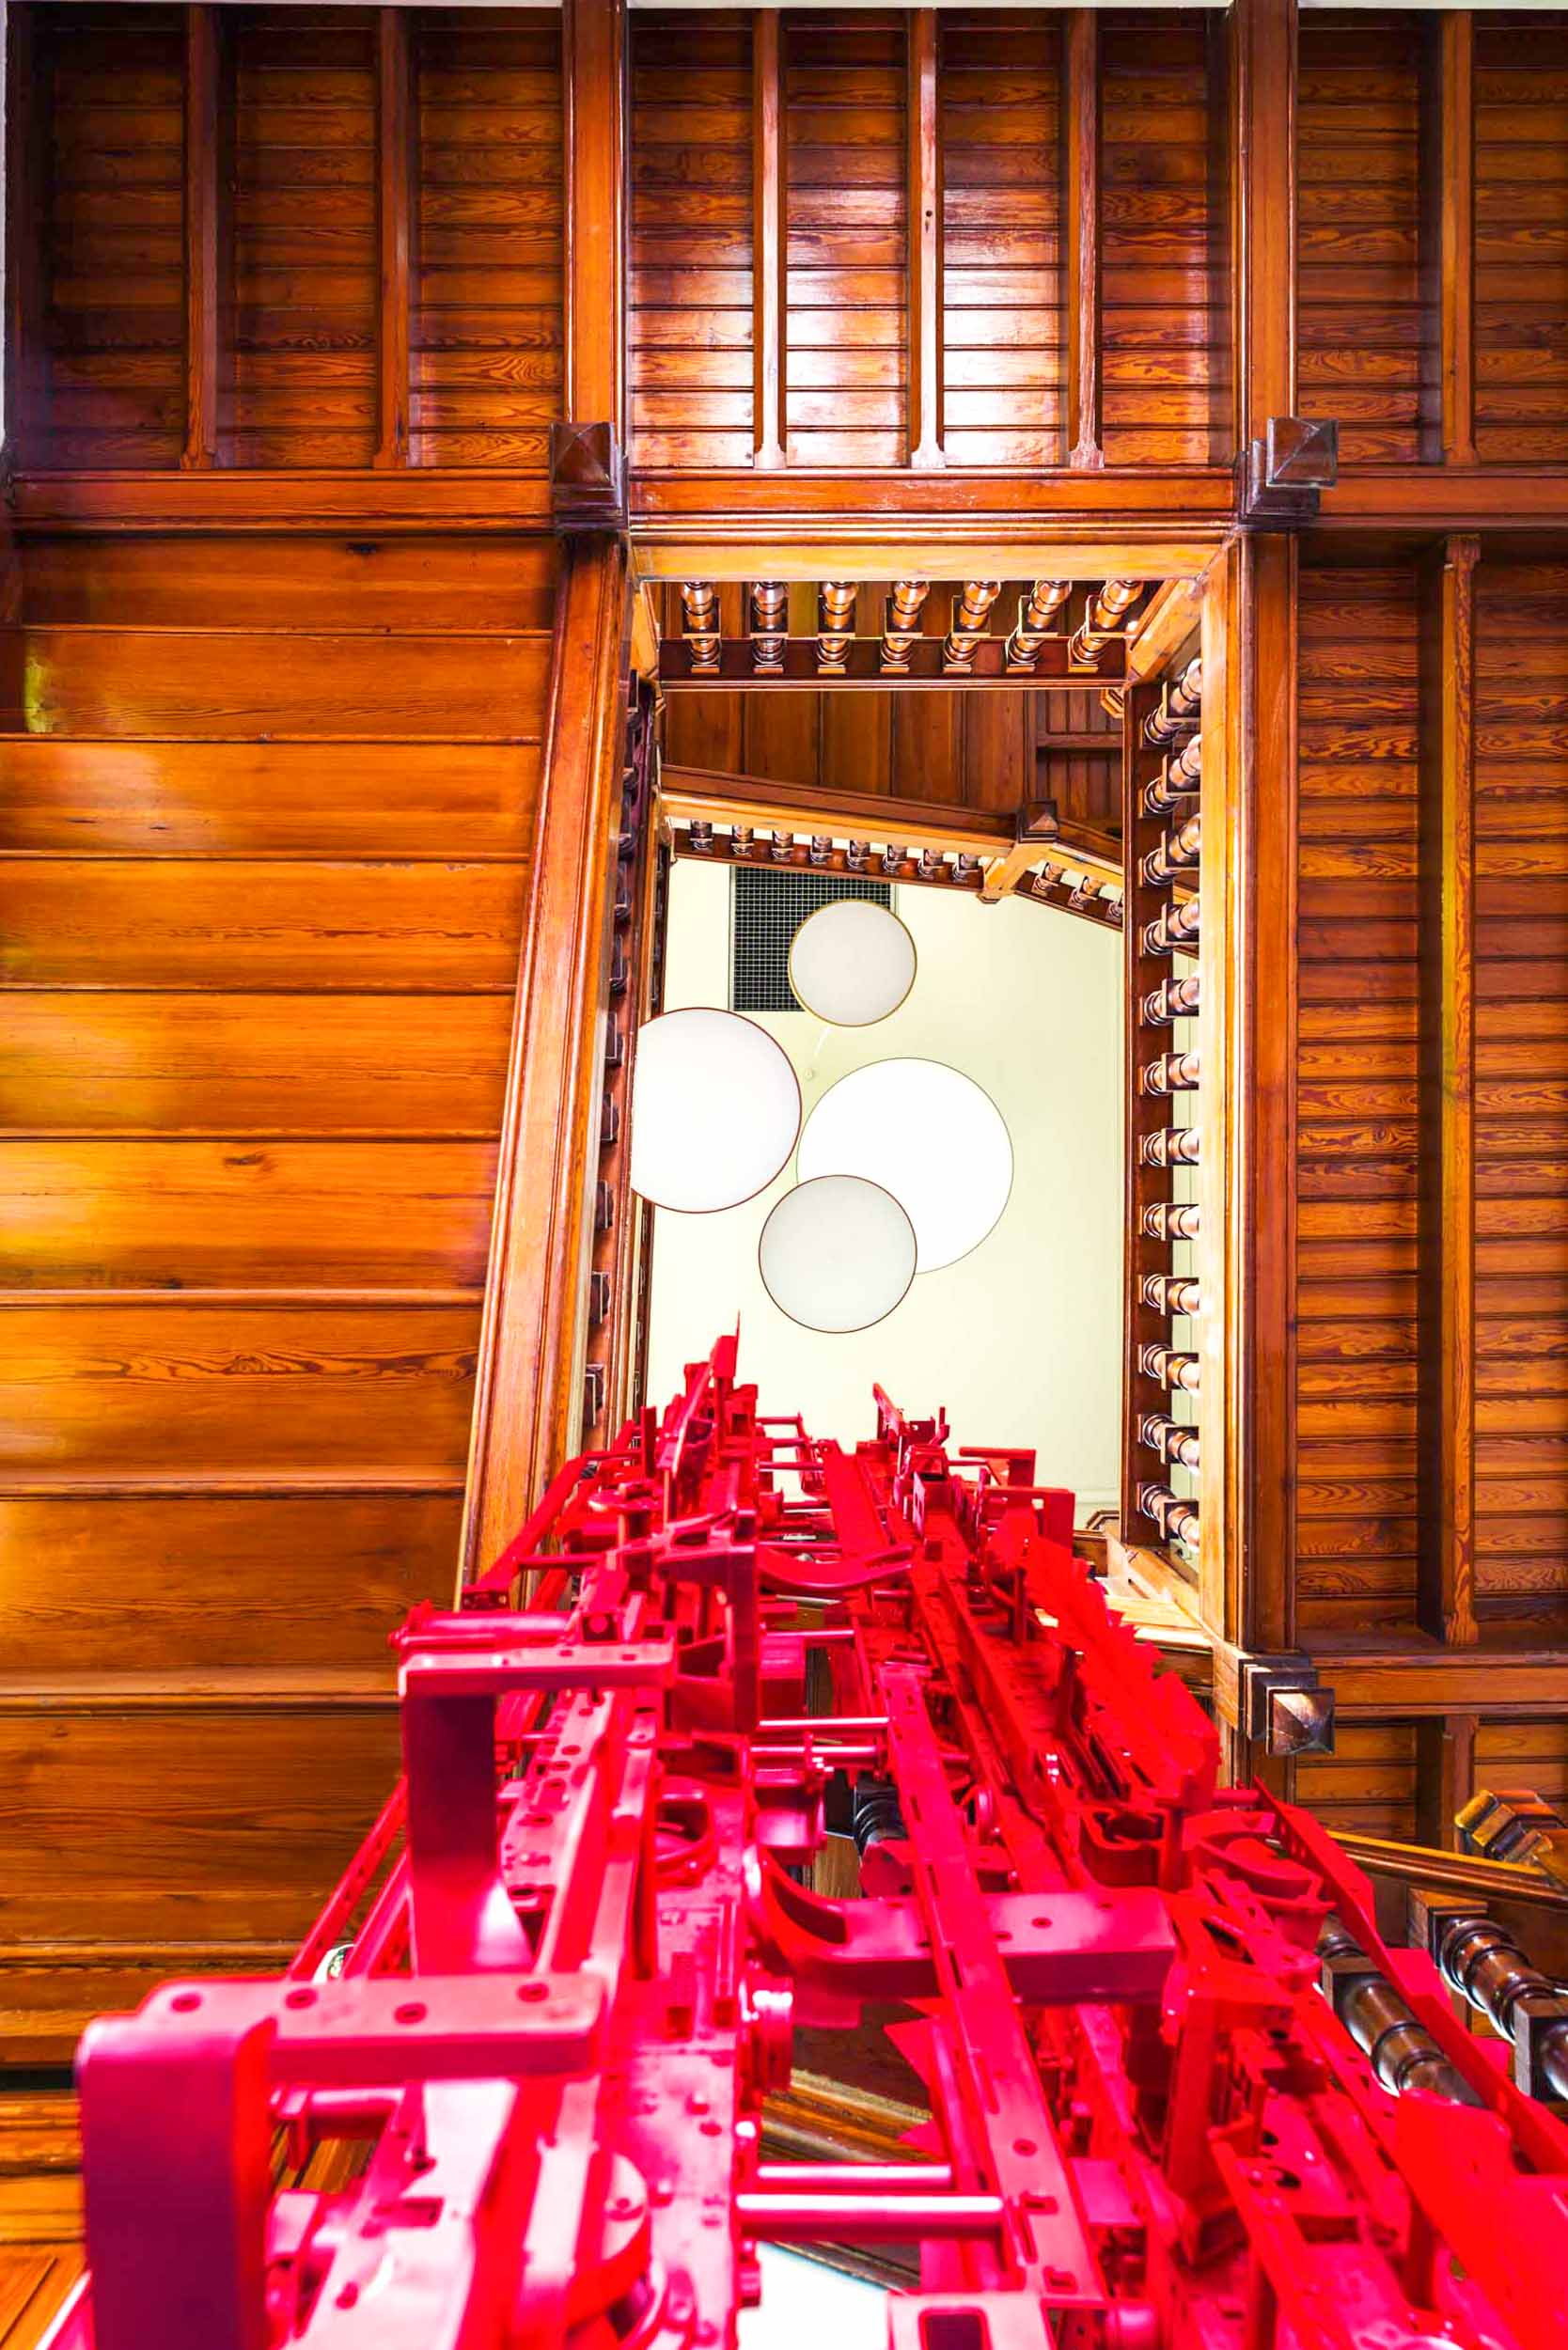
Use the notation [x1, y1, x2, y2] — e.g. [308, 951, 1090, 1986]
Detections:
[551, 421, 627, 537]
[1235, 417, 1339, 529]
[1237, 1651, 1336, 1757]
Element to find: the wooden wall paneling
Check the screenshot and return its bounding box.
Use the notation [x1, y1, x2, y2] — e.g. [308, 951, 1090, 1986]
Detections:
[461, 532, 630, 1581]
[906, 9, 943, 469]
[627, 9, 754, 471]
[1474, 558, 1568, 1627]
[1294, 1719, 1419, 1841]
[1064, 9, 1101, 469]
[754, 11, 785, 469]
[1294, 559, 1421, 1637]
[4, 7, 45, 468]
[1472, 13, 1568, 463]
[26, 5, 188, 471]
[374, 7, 416, 468]
[1424, 11, 1478, 467]
[1100, 8, 1222, 466]
[411, 8, 564, 470]
[564, 0, 626, 433]
[230, 9, 380, 469]
[181, 6, 230, 470]
[1415, 1710, 1477, 1850]
[784, 13, 909, 468]
[939, 10, 1063, 471]
[1417, 534, 1480, 1646]
[1231, 0, 1296, 448]
[1297, 9, 1429, 466]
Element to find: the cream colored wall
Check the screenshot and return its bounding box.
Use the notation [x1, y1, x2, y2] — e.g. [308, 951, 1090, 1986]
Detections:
[644, 858, 1124, 1515]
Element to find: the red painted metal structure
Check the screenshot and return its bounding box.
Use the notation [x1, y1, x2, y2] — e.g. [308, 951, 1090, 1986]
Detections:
[44, 1338, 1568, 2350]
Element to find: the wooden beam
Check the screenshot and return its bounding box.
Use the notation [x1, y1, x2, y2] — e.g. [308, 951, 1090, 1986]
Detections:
[1418, 534, 1480, 1648]
[181, 7, 225, 471]
[373, 8, 416, 470]
[1428, 13, 1479, 468]
[460, 536, 629, 1583]
[752, 11, 786, 471]
[1417, 1713, 1478, 1851]
[1125, 577, 1205, 685]
[1063, 10, 1102, 470]
[1230, 0, 1296, 446]
[563, 0, 627, 433]
[907, 10, 944, 470]
[1306, 1635, 1568, 1718]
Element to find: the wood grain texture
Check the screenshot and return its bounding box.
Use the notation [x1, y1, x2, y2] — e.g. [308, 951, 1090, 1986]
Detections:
[1473, 13, 1568, 463]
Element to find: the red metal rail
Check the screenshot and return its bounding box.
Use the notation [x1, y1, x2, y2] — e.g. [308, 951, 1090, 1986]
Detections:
[46, 1337, 1568, 2350]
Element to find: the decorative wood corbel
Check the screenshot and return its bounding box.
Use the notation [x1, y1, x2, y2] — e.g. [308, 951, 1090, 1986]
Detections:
[1235, 417, 1339, 529]
[551, 419, 627, 537]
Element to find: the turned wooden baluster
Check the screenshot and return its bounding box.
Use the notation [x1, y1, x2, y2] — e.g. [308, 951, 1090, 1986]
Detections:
[1070, 578, 1141, 667]
[1141, 1202, 1200, 1243]
[1141, 813, 1202, 887]
[751, 580, 788, 674]
[1143, 734, 1202, 815]
[1138, 1483, 1200, 1543]
[1138, 1343, 1200, 1393]
[1140, 1050, 1201, 1095]
[1005, 580, 1072, 672]
[682, 581, 721, 675]
[1140, 1127, 1201, 1168]
[817, 582, 857, 674]
[943, 579, 1002, 672]
[1141, 897, 1201, 954]
[1142, 657, 1203, 744]
[1139, 1413, 1201, 1470]
[882, 578, 930, 673]
[1141, 973, 1201, 1025]
[1141, 1274, 1202, 1315]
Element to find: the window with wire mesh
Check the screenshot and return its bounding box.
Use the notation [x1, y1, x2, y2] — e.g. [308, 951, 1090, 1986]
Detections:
[729, 866, 894, 1012]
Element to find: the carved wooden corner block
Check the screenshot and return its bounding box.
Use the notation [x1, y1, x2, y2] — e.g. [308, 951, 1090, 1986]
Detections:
[1238, 1650, 1337, 1757]
[551, 420, 627, 537]
[1018, 798, 1060, 848]
[1235, 416, 1339, 528]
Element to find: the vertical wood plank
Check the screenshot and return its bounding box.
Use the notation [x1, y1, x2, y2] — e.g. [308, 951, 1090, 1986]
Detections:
[752, 12, 786, 471]
[564, 0, 627, 431]
[460, 538, 630, 1581]
[1417, 1713, 1478, 1850]
[1435, 13, 1479, 467]
[1064, 10, 1103, 470]
[1230, 0, 1296, 447]
[374, 8, 416, 470]
[5, 7, 46, 470]
[1418, 534, 1480, 1648]
[907, 11, 944, 469]
[181, 7, 223, 471]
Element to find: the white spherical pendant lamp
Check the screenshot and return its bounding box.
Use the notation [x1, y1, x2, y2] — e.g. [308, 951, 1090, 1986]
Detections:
[630, 1008, 801, 1214]
[788, 897, 917, 1027]
[759, 1175, 917, 1333]
[796, 1058, 1012, 1272]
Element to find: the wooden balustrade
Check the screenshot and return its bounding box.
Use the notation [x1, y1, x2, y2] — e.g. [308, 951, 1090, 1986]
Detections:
[1123, 652, 1205, 1569]
[751, 582, 788, 674]
[1005, 581, 1074, 671]
[943, 580, 1004, 673]
[682, 581, 721, 675]
[1071, 580, 1143, 667]
[882, 579, 931, 673]
[817, 583, 857, 675]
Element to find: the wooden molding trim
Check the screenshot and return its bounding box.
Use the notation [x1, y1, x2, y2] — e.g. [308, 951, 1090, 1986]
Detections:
[460, 534, 630, 1584]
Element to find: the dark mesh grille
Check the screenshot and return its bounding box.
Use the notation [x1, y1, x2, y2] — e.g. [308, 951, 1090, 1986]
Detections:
[730, 866, 893, 1012]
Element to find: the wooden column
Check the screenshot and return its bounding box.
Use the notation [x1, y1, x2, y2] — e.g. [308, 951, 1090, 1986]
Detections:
[1200, 535, 1297, 1656]
[1063, 10, 1102, 470]
[1417, 1713, 1479, 1851]
[752, 11, 786, 470]
[1427, 14, 1479, 467]
[907, 10, 944, 469]
[1418, 536, 1480, 1648]
[181, 7, 227, 470]
[374, 8, 416, 469]
[1230, 0, 1297, 449]
[563, 0, 627, 433]
[460, 532, 630, 1582]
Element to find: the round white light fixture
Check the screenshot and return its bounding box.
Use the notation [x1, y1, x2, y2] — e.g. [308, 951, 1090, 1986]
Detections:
[759, 1175, 917, 1333]
[796, 1058, 1012, 1273]
[789, 897, 917, 1027]
[630, 1008, 801, 1214]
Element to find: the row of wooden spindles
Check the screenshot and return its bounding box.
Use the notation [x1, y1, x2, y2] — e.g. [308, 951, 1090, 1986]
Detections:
[676, 579, 1146, 678]
[676, 822, 1125, 932]
[1131, 659, 1203, 1557]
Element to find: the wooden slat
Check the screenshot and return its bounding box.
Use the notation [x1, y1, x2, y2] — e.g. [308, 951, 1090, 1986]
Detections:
[180, 7, 224, 470]
[564, 0, 625, 431]
[1419, 535, 1480, 1646]
[753, 10, 785, 470]
[462, 533, 629, 1579]
[1435, 12, 1479, 467]
[374, 7, 416, 468]
[1231, 0, 1296, 444]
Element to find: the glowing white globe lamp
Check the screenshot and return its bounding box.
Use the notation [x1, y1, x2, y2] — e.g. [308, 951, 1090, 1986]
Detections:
[796, 1058, 1012, 1273]
[630, 1008, 801, 1214]
[788, 898, 917, 1027]
[759, 1175, 917, 1333]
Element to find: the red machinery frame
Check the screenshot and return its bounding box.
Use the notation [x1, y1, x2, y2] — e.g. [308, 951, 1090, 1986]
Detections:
[45, 1338, 1568, 2350]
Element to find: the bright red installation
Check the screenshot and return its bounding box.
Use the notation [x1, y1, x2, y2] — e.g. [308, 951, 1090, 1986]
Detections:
[44, 1337, 1568, 2350]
